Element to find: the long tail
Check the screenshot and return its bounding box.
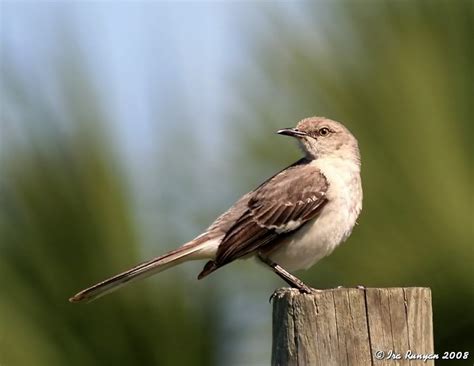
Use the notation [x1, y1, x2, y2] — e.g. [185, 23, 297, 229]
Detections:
[69, 237, 210, 303]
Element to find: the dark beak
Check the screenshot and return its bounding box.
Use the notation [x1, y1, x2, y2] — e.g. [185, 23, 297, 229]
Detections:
[277, 128, 307, 137]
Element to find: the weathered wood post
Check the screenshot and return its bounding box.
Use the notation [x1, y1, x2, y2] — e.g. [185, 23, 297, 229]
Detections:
[272, 287, 433, 366]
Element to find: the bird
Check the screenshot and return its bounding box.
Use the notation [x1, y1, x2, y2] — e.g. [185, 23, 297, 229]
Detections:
[70, 117, 362, 303]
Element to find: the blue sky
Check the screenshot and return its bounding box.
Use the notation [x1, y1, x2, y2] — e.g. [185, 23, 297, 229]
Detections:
[0, 3, 316, 365]
[1, 0, 314, 237]
[3, 2, 239, 160]
[1, 3, 261, 365]
[2, 1, 259, 241]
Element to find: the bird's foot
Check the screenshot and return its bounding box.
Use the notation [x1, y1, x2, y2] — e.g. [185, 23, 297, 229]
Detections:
[295, 282, 313, 294]
[269, 288, 286, 303]
[268, 284, 316, 303]
[334, 285, 366, 290]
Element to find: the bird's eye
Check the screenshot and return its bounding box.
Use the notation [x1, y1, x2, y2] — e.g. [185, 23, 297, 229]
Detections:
[319, 127, 330, 136]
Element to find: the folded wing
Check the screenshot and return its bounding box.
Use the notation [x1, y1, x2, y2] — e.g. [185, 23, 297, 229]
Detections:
[198, 161, 328, 278]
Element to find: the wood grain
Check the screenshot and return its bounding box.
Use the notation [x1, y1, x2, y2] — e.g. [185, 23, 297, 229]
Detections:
[272, 287, 433, 366]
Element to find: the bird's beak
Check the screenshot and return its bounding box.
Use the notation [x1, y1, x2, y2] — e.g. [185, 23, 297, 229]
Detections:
[277, 128, 307, 138]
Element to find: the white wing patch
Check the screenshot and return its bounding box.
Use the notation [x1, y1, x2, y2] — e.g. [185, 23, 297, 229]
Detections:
[273, 220, 303, 234]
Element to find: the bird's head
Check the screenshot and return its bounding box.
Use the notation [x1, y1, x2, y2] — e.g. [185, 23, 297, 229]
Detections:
[278, 117, 360, 163]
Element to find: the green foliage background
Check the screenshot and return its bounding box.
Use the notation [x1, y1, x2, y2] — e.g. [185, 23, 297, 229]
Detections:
[230, 0, 474, 356]
[1, 1, 472, 365]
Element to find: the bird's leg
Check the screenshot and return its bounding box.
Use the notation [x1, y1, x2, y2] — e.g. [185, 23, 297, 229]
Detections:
[257, 254, 312, 294]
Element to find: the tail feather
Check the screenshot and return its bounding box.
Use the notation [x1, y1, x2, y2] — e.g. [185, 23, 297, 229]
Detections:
[69, 238, 209, 303]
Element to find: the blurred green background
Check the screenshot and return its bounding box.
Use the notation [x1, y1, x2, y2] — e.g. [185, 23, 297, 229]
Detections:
[1, 1, 472, 365]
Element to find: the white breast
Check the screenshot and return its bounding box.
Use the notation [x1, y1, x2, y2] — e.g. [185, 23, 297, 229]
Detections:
[268, 158, 362, 271]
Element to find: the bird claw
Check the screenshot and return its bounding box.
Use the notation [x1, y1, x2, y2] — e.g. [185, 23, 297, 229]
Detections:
[335, 285, 366, 290]
[269, 288, 286, 303]
[298, 283, 313, 294]
[268, 285, 314, 303]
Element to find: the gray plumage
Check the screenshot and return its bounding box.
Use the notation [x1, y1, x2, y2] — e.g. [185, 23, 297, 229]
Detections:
[198, 159, 328, 278]
[70, 117, 362, 303]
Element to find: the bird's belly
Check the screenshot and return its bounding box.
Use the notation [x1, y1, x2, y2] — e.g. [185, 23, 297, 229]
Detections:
[267, 200, 358, 272]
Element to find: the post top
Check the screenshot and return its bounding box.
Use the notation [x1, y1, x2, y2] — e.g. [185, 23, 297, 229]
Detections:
[271, 287, 432, 302]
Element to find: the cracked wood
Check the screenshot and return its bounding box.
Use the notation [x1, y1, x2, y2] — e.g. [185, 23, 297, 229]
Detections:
[271, 287, 433, 366]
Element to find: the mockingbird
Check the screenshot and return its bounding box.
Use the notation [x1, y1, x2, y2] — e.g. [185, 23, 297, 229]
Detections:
[70, 117, 362, 303]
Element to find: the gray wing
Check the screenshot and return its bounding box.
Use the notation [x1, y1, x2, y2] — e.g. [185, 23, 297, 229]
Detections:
[204, 158, 309, 237]
[205, 192, 253, 237]
[198, 161, 328, 278]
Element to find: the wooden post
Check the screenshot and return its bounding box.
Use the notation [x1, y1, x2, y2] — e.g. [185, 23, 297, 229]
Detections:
[272, 287, 434, 366]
